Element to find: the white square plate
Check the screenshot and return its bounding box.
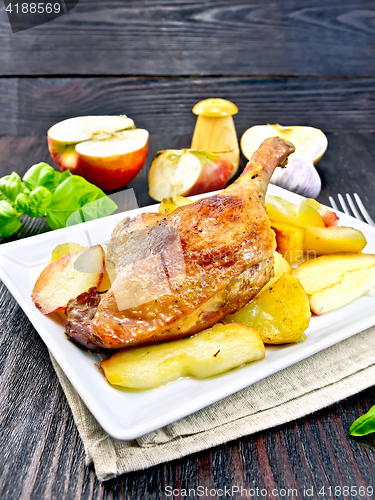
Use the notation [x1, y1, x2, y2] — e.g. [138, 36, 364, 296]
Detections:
[1, 184, 375, 440]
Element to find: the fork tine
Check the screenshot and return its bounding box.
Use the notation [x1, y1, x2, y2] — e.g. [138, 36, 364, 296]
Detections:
[337, 193, 351, 216]
[354, 193, 375, 226]
[329, 196, 339, 211]
[346, 193, 364, 222]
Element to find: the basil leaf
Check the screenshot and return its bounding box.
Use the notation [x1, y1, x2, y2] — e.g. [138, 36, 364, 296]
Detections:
[0, 172, 25, 204]
[27, 187, 53, 217]
[0, 200, 22, 237]
[350, 405, 375, 436]
[46, 175, 117, 230]
[23, 163, 71, 193]
[15, 193, 29, 213]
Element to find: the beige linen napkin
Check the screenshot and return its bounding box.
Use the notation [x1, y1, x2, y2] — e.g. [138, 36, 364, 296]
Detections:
[50, 326, 375, 481]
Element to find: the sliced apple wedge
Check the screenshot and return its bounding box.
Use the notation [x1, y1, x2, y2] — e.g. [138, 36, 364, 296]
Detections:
[158, 195, 193, 215]
[48, 116, 149, 190]
[32, 245, 105, 315]
[293, 253, 375, 294]
[148, 149, 233, 201]
[309, 266, 375, 315]
[303, 225, 366, 255]
[298, 199, 325, 228]
[266, 196, 304, 227]
[49, 242, 86, 263]
[241, 124, 328, 163]
[271, 221, 305, 265]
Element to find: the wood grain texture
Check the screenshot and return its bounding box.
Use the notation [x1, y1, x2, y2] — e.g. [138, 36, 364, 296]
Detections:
[1, 0, 375, 76]
[1, 133, 375, 499]
[2, 76, 375, 137]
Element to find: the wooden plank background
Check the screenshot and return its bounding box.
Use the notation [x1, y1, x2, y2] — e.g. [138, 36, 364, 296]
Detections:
[1, 0, 375, 76]
[1, 0, 375, 498]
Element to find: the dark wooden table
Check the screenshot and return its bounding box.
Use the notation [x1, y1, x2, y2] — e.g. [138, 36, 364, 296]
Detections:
[1, 1, 375, 498]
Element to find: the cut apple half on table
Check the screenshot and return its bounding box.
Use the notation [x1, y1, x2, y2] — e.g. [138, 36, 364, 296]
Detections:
[148, 149, 233, 201]
[241, 124, 328, 162]
[32, 245, 105, 315]
[48, 116, 149, 190]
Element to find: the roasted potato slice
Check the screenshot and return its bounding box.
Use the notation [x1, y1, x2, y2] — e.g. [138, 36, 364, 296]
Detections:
[101, 323, 265, 390]
[224, 273, 310, 344]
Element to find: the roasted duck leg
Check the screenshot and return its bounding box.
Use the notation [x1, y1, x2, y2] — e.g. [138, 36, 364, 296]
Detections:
[70, 137, 294, 349]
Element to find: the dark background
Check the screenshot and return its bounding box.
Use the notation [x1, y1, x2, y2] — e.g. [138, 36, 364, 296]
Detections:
[1, 1, 375, 498]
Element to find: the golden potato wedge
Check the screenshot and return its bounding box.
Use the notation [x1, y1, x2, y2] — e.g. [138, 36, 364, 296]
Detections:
[271, 221, 305, 265]
[49, 242, 86, 263]
[158, 195, 193, 215]
[303, 225, 367, 255]
[224, 273, 310, 344]
[101, 322, 265, 390]
[32, 245, 105, 315]
[293, 253, 375, 294]
[258, 252, 292, 295]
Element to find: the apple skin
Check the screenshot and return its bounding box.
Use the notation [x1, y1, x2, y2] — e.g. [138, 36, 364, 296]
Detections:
[320, 207, 339, 227]
[32, 245, 105, 315]
[74, 138, 148, 191]
[182, 156, 233, 197]
[47, 135, 79, 171]
[48, 136, 149, 191]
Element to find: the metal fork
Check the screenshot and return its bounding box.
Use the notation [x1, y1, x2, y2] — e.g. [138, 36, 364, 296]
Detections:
[329, 193, 375, 227]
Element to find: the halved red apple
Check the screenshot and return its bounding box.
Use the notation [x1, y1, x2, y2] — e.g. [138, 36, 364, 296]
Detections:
[32, 245, 105, 315]
[148, 149, 233, 202]
[48, 116, 149, 190]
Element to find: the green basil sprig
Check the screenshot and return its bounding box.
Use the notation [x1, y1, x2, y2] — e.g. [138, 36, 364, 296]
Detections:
[0, 163, 117, 238]
[349, 405, 375, 436]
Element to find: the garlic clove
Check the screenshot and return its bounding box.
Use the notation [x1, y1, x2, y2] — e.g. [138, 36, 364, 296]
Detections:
[270, 141, 324, 199]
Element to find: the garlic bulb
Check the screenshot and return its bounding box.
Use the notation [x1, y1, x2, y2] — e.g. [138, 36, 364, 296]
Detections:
[270, 141, 323, 199]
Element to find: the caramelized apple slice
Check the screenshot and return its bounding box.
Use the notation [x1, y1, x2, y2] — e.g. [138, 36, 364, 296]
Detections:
[32, 245, 105, 315]
[298, 199, 325, 227]
[49, 242, 86, 263]
[266, 196, 303, 227]
[303, 225, 366, 255]
[309, 266, 375, 315]
[158, 195, 193, 215]
[101, 323, 264, 390]
[293, 253, 375, 294]
[271, 221, 305, 265]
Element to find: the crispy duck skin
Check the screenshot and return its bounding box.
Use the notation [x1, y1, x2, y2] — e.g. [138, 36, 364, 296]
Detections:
[65, 287, 102, 351]
[89, 137, 295, 348]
